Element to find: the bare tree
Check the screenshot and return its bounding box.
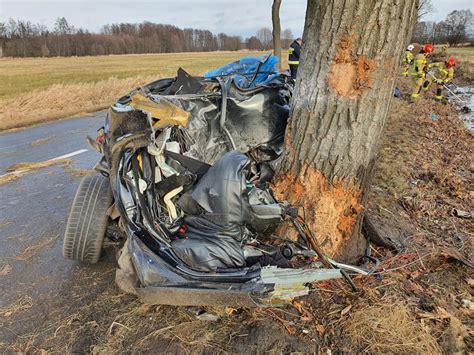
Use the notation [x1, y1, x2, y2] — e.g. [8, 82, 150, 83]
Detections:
[444, 9, 473, 45]
[281, 28, 293, 49]
[54, 17, 74, 35]
[1, 19, 245, 57]
[275, 0, 418, 261]
[412, 9, 473, 44]
[256, 27, 272, 50]
[246, 36, 263, 50]
[0, 22, 5, 57]
[272, 0, 282, 70]
[417, 0, 435, 20]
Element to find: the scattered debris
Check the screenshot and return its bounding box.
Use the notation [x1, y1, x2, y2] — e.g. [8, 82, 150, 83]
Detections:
[461, 299, 474, 311]
[195, 309, 220, 322]
[394, 87, 402, 97]
[452, 208, 472, 219]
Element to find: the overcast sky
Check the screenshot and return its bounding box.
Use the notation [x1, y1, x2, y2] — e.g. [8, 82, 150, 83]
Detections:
[0, 0, 472, 38]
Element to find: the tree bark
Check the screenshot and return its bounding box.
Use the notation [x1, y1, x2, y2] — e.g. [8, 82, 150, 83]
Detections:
[272, 0, 282, 70]
[274, 0, 418, 262]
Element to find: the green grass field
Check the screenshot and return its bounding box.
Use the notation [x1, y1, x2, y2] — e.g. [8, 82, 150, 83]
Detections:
[0, 51, 267, 100]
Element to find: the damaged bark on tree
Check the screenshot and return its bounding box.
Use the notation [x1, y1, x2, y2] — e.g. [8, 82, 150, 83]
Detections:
[274, 0, 419, 262]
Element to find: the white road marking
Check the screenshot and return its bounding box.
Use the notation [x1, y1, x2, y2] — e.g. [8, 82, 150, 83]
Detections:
[49, 149, 88, 161]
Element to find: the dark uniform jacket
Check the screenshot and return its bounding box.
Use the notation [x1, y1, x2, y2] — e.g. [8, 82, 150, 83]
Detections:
[288, 41, 301, 65]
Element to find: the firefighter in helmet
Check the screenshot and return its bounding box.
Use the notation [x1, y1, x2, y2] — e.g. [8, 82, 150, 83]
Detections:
[411, 43, 434, 100]
[402, 44, 415, 77]
[428, 57, 455, 101]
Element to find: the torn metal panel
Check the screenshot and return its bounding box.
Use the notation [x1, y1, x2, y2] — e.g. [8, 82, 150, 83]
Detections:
[260, 266, 342, 286]
[129, 93, 190, 128]
[261, 267, 342, 303]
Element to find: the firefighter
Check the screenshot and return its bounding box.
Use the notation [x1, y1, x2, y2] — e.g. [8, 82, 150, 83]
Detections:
[411, 43, 434, 100]
[96, 126, 106, 144]
[402, 44, 415, 77]
[288, 38, 302, 80]
[440, 44, 449, 58]
[429, 58, 455, 101]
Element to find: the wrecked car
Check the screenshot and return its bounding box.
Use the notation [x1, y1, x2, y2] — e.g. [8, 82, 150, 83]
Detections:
[63, 55, 362, 307]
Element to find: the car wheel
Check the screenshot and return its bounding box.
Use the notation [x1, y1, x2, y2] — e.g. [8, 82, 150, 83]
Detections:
[63, 174, 113, 263]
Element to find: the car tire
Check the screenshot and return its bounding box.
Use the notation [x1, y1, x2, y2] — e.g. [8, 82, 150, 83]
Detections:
[63, 174, 113, 264]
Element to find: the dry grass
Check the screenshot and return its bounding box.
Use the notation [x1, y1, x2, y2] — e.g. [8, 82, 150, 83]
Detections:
[0, 51, 271, 130]
[0, 76, 154, 130]
[0, 173, 23, 186]
[6, 158, 71, 173]
[448, 47, 474, 80]
[31, 137, 52, 146]
[0, 158, 71, 185]
[11, 234, 60, 261]
[0, 51, 268, 99]
[93, 303, 237, 353]
[0, 296, 33, 318]
[17, 287, 241, 354]
[65, 167, 94, 178]
[344, 297, 442, 354]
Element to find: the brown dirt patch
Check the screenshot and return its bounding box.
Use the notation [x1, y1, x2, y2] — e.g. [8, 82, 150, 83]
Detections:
[273, 167, 362, 256]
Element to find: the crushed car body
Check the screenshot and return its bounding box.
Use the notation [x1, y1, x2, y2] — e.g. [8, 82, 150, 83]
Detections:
[64, 55, 365, 307]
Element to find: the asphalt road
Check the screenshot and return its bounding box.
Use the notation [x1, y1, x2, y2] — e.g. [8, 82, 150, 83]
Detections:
[0, 113, 117, 345]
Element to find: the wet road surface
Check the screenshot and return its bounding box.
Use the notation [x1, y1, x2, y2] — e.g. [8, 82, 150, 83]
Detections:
[0, 113, 117, 345]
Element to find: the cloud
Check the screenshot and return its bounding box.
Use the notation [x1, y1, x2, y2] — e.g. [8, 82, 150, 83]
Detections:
[1, 0, 470, 38]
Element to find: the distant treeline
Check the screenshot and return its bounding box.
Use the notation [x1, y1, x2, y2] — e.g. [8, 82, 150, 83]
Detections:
[411, 9, 473, 45]
[0, 17, 295, 58]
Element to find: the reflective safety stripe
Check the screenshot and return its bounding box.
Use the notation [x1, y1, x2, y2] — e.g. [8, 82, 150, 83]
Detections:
[288, 47, 294, 54]
[288, 61, 299, 65]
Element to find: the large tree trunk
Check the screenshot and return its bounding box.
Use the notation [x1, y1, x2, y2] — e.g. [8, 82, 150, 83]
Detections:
[272, 0, 282, 70]
[274, 0, 418, 262]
